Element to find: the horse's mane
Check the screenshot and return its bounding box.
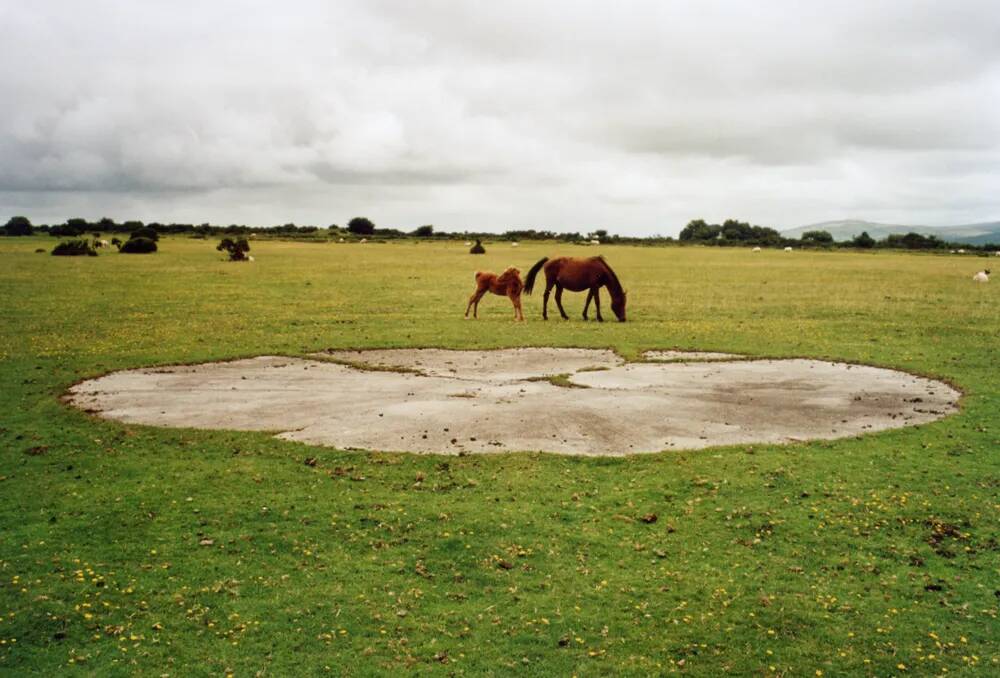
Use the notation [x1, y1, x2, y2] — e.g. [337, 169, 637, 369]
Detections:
[594, 256, 623, 296]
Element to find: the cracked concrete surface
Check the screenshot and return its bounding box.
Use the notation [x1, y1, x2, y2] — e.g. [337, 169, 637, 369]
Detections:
[66, 349, 960, 456]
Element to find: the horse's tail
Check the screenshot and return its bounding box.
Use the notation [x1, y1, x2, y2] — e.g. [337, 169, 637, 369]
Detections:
[523, 257, 548, 295]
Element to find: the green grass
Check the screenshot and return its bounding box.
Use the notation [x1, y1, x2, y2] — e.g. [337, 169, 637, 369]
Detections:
[1, 236, 998, 676]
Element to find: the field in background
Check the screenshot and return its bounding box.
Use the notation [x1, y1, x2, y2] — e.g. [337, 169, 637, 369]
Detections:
[1, 236, 997, 675]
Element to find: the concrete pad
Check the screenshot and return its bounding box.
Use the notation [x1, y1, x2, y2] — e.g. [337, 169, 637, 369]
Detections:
[66, 350, 960, 456]
[316, 347, 623, 380]
[642, 350, 743, 361]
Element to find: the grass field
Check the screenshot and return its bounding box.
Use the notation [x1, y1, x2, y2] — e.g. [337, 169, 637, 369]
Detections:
[1, 236, 998, 676]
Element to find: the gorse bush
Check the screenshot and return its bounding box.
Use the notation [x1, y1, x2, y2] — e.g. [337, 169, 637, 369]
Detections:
[51, 240, 97, 256]
[217, 237, 251, 261]
[119, 237, 157, 254]
[129, 227, 159, 241]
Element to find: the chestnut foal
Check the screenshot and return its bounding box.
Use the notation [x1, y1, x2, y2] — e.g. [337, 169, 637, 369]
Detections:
[465, 267, 525, 321]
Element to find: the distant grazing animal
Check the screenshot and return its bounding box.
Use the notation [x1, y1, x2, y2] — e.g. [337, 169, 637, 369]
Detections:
[973, 269, 990, 283]
[511, 242, 520, 247]
[465, 267, 524, 321]
[359, 238, 368, 243]
[464, 241, 473, 247]
[524, 256, 627, 322]
[752, 246, 761, 252]
[957, 249, 966, 254]
[94, 239, 110, 248]
[470, 239, 485, 254]
[783, 246, 793, 251]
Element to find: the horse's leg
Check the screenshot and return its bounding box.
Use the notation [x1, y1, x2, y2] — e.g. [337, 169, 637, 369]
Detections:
[592, 287, 603, 322]
[466, 286, 487, 319]
[583, 289, 593, 320]
[555, 285, 569, 320]
[542, 280, 554, 320]
[509, 290, 524, 321]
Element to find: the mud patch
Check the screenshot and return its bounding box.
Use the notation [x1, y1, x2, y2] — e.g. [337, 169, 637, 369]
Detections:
[66, 349, 960, 456]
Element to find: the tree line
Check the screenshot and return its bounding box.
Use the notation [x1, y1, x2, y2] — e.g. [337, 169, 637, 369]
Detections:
[2, 215, 996, 250]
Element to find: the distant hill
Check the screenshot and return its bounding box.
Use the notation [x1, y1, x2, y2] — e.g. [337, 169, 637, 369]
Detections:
[782, 219, 1000, 246]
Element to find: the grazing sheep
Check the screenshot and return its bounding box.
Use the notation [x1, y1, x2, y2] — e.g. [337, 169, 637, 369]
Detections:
[511, 242, 520, 247]
[957, 249, 966, 254]
[247, 255, 255, 263]
[359, 238, 368, 243]
[783, 246, 793, 251]
[973, 269, 990, 283]
[589, 239, 601, 245]
[338, 237, 345, 243]
[752, 246, 761, 252]
[464, 241, 473, 247]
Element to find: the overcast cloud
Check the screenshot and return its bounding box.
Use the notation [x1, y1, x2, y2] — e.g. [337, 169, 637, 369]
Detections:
[2, 0, 999, 234]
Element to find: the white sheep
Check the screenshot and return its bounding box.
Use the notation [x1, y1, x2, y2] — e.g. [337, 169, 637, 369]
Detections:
[783, 246, 793, 251]
[973, 269, 990, 283]
[464, 241, 472, 247]
[359, 238, 368, 243]
[957, 249, 966, 254]
[247, 255, 255, 263]
[752, 246, 761, 252]
[511, 242, 519, 247]
[589, 239, 601, 245]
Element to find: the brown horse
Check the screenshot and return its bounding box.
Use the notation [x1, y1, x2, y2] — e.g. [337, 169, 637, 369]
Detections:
[524, 256, 627, 321]
[465, 267, 525, 321]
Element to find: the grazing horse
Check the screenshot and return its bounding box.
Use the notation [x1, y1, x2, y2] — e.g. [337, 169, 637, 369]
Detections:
[465, 267, 525, 321]
[524, 256, 627, 321]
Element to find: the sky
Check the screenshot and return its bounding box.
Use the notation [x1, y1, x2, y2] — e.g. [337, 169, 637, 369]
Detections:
[2, 1, 999, 235]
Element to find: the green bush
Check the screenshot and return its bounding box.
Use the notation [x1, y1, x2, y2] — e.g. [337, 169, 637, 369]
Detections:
[119, 237, 157, 254]
[3, 216, 33, 236]
[51, 240, 97, 256]
[129, 227, 159, 241]
[217, 237, 251, 261]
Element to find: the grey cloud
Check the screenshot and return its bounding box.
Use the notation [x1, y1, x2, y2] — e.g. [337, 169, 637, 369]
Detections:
[1, 0, 998, 231]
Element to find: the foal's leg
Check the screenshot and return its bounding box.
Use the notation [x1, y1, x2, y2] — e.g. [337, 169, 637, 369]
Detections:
[465, 285, 487, 319]
[583, 289, 594, 320]
[509, 290, 524, 321]
[592, 287, 603, 322]
[554, 285, 569, 320]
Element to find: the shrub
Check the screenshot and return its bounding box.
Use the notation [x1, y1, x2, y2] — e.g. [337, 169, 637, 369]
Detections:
[119, 237, 157, 253]
[129, 226, 159, 241]
[52, 240, 97, 256]
[3, 216, 33, 236]
[852, 231, 876, 249]
[217, 237, 251, 261]
[470, 239, 486, 254]
[348, 217, 375, 235]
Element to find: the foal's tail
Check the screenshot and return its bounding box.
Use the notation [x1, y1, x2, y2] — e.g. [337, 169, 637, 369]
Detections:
[523, 257, 548, 295]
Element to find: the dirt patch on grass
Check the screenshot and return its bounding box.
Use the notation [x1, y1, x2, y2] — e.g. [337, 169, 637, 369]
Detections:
[66, 349, 960, 456]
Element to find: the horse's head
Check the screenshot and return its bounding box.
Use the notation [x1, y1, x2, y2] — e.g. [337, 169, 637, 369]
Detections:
[612, 290, 627, 322]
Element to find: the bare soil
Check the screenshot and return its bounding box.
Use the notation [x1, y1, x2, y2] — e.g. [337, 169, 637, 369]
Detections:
[67, 349, 960, 456]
